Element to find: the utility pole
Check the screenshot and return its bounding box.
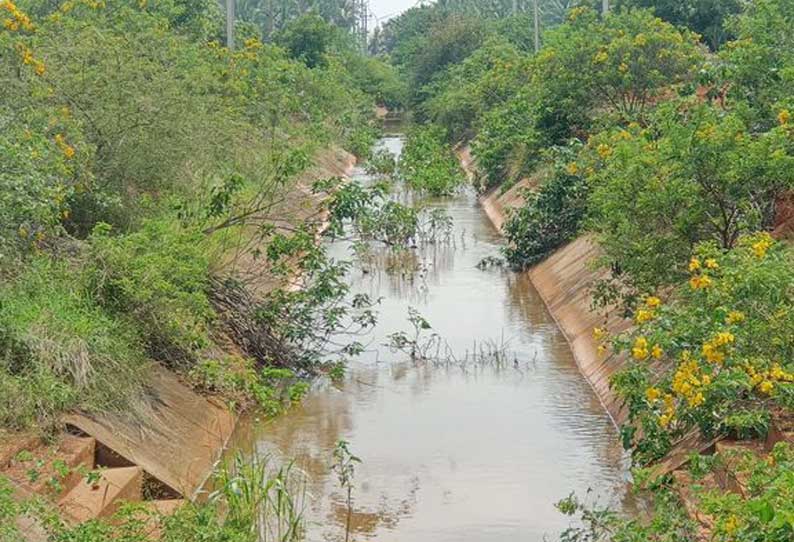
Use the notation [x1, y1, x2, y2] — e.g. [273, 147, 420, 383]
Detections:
[226, 0, 235, 50]
[362, 1, 369, 54]
[602, 0, 609, 15]
[512, 0, 518, 15]
[534, 0, 540, 52]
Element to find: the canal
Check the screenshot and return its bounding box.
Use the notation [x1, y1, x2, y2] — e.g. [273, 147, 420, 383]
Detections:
[231, 132, 632, 542]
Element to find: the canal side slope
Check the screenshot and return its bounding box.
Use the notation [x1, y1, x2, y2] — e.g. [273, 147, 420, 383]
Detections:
[1, 147, 357, 532]
[463, 146, 632, 425]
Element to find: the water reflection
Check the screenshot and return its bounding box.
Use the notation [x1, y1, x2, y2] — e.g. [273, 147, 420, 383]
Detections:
[229, 134, 632, 542]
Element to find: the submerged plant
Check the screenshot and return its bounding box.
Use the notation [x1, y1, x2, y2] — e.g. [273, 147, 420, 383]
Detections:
[331, 440, 361, 542]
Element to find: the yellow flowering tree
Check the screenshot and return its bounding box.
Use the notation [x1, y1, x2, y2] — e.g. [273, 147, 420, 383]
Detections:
[0, 1, 92, 259]
[608, 234, 794, 464]
[531, 6, 702, 127]
[585, 100, 794, 306]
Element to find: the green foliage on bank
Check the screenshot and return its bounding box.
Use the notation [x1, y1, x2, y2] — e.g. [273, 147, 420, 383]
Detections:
[399, 125, 465, 196]
[0, 452, 311, 542]
[503, 145, 589, 268]
[0, 258, 148, 431]
[0, 0, 387, 431]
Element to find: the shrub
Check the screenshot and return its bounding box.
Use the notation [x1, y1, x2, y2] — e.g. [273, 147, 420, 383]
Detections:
[605, 235, 794, 464]
[586, 102, 794, 298]
[0, 111, 90, 264]
[88, 218, 213, 365]
[503, 145, 589, 269]
[398, 125, 465, 196]
[422, 38, 530, 142]
[471, 94, 542, 190]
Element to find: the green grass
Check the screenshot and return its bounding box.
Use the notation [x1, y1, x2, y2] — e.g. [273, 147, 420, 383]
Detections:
[0, 257, 149, 430]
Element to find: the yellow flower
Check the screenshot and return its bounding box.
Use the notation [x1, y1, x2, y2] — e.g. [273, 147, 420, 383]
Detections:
[244, 37, 263, 49]
[632, 336, 649, 360]
[651, 344, 663, 359]
[688, 257, 701, 272]
[567, 6, 587, 21]
[597, 143, 612, 158]
[593, 50, 608, 64]
[701, 374, 711, 386]
[54, 134, 75, 159]
[702, 343, 725, 365]
[779, 109, 791, 126]
[633, 33, 647, 46]
[20, 46, 33, 65]
[689, 275, 712, 290]
[592, 327, 607, 341]
[645, 387, 661, 402]
[659, 413, 672, 428]
[618, 62, 629, 73]
[687, 391, 705, 408]
[705, 258, 719, 270]
[715, 331, 735, 346]
[635, 309, 654, 324]
[758, 380, 774, 395]
[726, 311, 745, 325]
[566, 162, 579, 175]
[751, 236, 772, 259]
[645, 296, 661, 308]
[724, 514, 740, 536]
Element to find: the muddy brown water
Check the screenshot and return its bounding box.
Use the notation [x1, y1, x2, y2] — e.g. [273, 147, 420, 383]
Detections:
[230, 134, 633, 541]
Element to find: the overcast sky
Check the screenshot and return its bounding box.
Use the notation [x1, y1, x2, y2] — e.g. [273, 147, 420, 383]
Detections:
[369, 0, 421, 24]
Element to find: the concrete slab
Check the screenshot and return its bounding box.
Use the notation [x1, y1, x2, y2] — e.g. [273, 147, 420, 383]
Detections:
[59, 466, 142, 522]
[65, 365, 236, 499]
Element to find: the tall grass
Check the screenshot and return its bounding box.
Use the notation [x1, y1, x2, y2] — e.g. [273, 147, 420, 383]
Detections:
[0, 258, 148, 430]
[210, 453, 309, 542]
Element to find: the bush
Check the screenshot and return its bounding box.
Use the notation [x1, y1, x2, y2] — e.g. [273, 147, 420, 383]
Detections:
[398, 125, 465, 196]
[88, 218, 213, 365]
[503, 145, 589, 269]
[605, 235, 794, 464]
[585, 102, 794, 297]
[422, 38, 530, 142]
[471, 94, 542, 190]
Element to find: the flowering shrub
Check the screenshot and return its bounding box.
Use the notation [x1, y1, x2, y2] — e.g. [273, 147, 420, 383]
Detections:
[605, 234, 794, 464]
[585, 101, 794, 301]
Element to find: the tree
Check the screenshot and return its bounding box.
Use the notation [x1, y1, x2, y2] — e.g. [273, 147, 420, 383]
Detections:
[537, 7, 703, 124]
[612, 0, 742, 50]
[585, 101, 794, 294]
[721, 0, 794, 129]
[274, 12, 352, 68]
